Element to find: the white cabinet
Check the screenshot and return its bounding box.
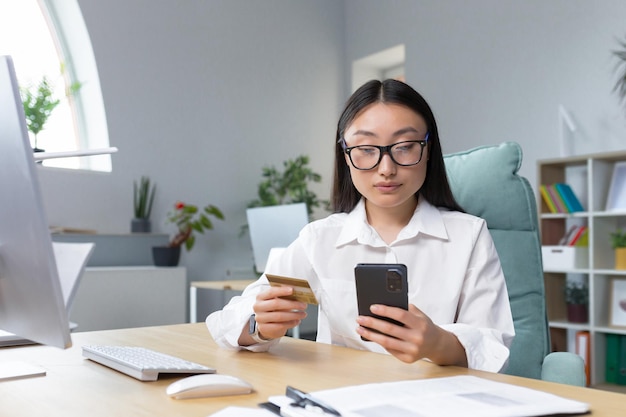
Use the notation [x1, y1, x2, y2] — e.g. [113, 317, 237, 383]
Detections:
[538, 150, 626, 387]
[70, 266, 186, 331]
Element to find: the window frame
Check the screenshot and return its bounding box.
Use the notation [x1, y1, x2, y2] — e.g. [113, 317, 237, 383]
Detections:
[39, 0, 111, 171]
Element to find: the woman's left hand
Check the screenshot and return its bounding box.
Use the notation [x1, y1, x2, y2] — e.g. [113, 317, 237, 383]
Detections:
[356, 304, 468, 367]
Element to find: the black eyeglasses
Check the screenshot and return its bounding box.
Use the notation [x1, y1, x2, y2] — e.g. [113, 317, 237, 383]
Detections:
[340, 133, 429, 170]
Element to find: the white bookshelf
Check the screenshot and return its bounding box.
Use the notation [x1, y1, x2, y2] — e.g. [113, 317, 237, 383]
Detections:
[538, 150, 626, 388]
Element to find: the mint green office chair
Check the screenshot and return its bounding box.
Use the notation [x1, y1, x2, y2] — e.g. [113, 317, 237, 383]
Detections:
[444, 142, 585, 386]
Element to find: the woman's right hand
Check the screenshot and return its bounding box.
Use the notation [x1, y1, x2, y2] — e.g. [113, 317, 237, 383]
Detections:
[239, 285, 308, 345]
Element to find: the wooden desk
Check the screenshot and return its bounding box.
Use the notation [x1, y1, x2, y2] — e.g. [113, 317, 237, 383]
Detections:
[1, 323, 625, 416]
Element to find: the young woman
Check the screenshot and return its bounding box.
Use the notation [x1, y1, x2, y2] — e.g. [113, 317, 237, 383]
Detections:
[207, 79, 514, 373]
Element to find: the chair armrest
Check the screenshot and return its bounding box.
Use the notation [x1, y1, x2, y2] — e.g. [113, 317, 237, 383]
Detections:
[541, 352, 586, 386]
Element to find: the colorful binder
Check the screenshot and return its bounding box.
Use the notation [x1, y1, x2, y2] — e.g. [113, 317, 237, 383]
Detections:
[540, 184, 558, 213]
[547, 185, 567, 213]
[555, 183, 584, 212]
[605, 333, 620, 384]
[618, 334, 626, 386]
[567, 226, 588, 246]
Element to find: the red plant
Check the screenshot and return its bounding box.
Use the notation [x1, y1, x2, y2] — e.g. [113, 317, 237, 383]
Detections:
[166, 201, 224, 251]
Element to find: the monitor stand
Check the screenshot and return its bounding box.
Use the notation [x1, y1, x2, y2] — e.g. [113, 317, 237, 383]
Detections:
[0, 321, 79, 381]
[0, 322, 78, 348]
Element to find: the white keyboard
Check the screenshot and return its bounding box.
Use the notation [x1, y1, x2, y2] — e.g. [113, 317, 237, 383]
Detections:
[82, 345, 216, 381]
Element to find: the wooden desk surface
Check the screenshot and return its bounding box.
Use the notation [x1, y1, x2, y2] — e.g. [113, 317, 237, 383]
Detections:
[1, 323, 624, 416]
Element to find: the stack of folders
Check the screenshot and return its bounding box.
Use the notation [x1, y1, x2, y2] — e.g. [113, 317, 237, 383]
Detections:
[606, 333, 626, 386]
[558, 225, 589, 247]
[540, 183, 584, 214]
[207, 375, 590, 417]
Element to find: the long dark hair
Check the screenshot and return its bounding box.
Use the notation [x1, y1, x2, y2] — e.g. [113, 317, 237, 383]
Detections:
[331, 79, 463, 213]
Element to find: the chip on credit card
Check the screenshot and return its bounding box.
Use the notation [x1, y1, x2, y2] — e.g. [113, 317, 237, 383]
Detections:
[265, 274, 319, 305]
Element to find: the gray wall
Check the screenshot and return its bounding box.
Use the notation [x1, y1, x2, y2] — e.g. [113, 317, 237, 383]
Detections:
[39, 1, 626, 291]
[38, 0, 345, 286]
[345, 0, 626, 186]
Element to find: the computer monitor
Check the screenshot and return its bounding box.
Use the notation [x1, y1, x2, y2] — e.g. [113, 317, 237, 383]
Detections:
[0, 55, 72, 350]
[246, 203, 309, 273]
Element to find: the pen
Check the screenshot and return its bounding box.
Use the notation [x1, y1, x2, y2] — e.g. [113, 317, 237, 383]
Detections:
[285, 385, 342, 416]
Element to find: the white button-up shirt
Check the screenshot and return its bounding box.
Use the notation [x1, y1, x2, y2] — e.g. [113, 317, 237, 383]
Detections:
[206, 198, 515, 373]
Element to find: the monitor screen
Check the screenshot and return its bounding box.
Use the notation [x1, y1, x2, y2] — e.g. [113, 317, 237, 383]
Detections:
[246, 203, 309, 273]
[0, 55, 72, 349]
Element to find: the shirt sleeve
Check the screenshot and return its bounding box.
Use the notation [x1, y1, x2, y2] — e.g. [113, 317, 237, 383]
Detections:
[205, 277, 280, 352]
[440, 221, 515, 373]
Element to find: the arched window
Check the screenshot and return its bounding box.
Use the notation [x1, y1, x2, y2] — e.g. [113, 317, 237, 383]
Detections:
[0, 0, 111, 171]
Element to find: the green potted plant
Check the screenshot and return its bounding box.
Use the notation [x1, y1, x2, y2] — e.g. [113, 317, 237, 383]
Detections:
[132, 176, 156, 233]
[247, 155, 329, 216]
[20, 76, 58, 152]
[610, 228, 626, 270]
[20, 69, 82, 153]
[243, 154, 329, 234]
[244, 155, 328, 273]
[564, 281, 588, 323]
[152, 201, 225, 267]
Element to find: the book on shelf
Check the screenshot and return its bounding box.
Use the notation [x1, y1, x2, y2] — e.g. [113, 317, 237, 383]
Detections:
[575, 330, 590, 386]
[555, 183, 584, 212]
[547, 184, 568, 213]
[557, 225, 588, 246]
[568, 226, 588, 246]
[558, 225, 578, 245]
[539, 184, 558, 213]
[539, 183, 584, 214]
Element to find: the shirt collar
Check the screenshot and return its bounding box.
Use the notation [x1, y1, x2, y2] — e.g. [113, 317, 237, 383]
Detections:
[335, 196, 449, 248]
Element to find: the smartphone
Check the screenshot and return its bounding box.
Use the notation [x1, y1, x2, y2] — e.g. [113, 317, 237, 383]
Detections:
[354, 263, 408, 340]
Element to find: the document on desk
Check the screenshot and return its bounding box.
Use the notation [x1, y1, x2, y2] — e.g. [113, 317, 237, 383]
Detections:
[268, 375, 590, 417]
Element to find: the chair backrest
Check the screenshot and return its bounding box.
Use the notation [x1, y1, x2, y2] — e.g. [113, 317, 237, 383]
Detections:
[443, 142, 550, 379]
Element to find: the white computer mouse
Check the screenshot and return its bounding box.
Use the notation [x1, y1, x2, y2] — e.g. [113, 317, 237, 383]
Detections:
[166, 374, 253, 399]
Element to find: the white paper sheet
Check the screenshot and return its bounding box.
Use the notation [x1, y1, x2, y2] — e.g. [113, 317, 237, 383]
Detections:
[0, 361, 46, 381]
[269, 375, 589, 417]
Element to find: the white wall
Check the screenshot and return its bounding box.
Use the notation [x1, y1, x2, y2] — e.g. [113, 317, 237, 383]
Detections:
[344, 0, 626, 187]
[38, 0, 345, 285]
[38, 0, 626, 289]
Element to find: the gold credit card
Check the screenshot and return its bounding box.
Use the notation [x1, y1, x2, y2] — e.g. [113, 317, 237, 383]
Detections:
[266, 274, 319, 305]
